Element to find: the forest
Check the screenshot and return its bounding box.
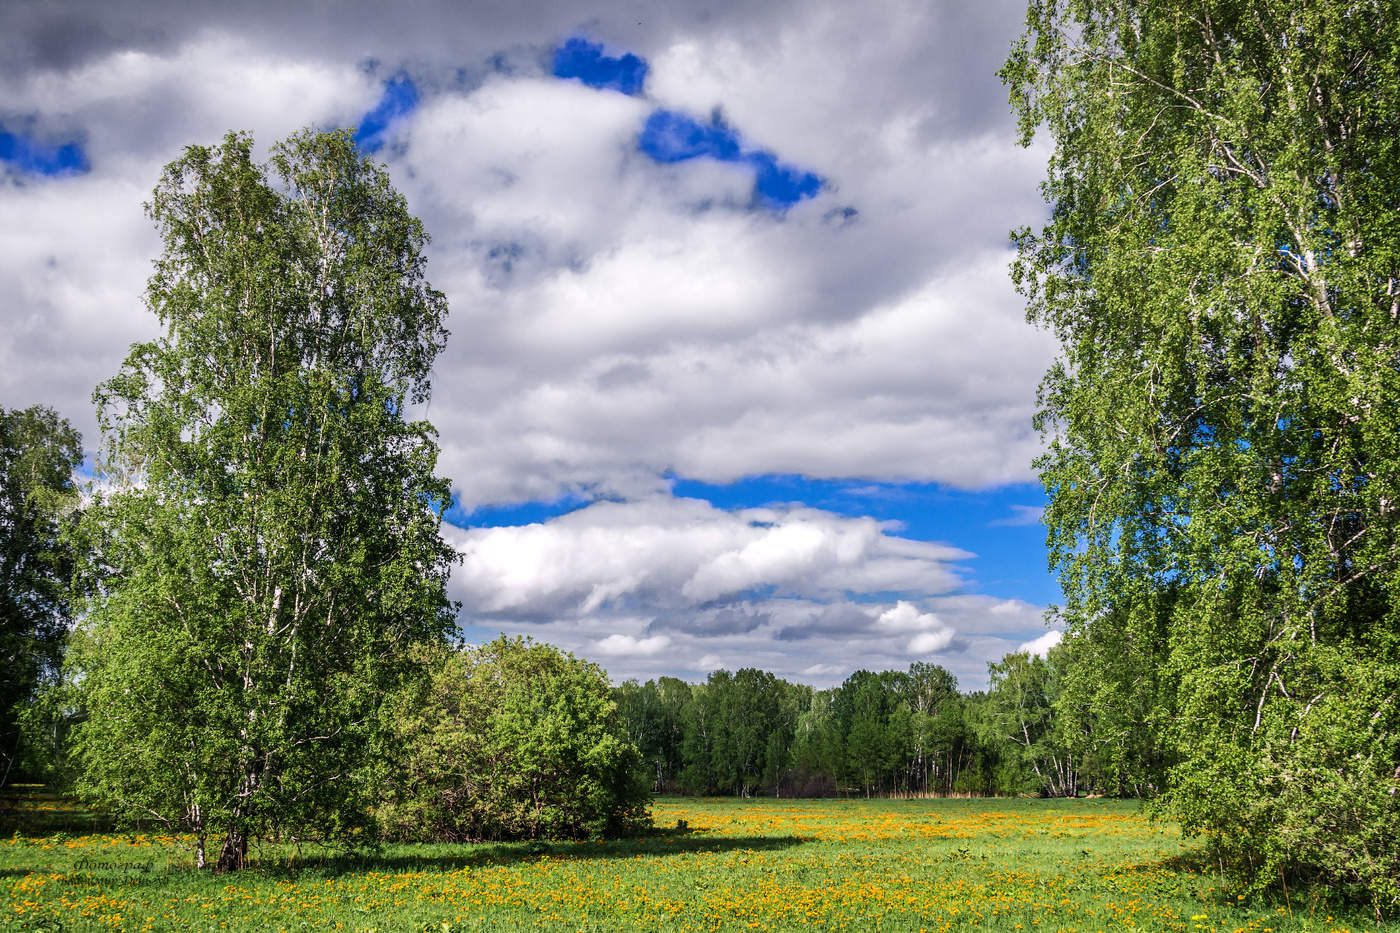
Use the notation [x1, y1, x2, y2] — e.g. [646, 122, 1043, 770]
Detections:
[612, 650, 1143, 801]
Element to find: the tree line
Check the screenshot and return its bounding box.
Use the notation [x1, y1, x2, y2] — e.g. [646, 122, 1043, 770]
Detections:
[614, 647, 1166, 802]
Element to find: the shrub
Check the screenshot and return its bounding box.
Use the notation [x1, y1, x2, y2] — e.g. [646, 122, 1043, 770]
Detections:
[380, 637, 650, 842]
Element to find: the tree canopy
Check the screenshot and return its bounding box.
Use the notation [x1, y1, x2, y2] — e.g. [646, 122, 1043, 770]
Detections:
[615, 661, 1059, 800]
[1003, 0, 1400, 908]
[0, 405, 82, 788]
[72, 129, 458, 871]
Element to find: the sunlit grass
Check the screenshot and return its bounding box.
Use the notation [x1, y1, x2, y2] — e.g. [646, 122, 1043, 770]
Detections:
[2, 792, 1391, 932]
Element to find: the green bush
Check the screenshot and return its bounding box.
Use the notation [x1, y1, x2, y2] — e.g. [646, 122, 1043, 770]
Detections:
[380, 636, 651, 842]
[1166, 647, 1400, 914]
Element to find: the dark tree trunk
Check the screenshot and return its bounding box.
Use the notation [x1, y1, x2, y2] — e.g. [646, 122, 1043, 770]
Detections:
[215, 827, 248, 872]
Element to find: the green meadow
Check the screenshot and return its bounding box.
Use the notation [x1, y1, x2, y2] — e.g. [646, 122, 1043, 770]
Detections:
[2, 790, 1390, 933]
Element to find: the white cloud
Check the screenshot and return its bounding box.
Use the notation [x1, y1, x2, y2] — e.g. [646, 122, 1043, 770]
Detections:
[445, 495, 1049, 688]
[991, 504, 1045, 527]
[875, 601, 957, 655]
[3, 3, 1052, 502]
[1018, 630, 1063, 658]
[450, 496, 968, 617]
[1, 0, 1060, 691]
[875, 601, 942, 633]
[693, 653, 726, 673]
[594, 633, 672, 657]
[909, 629, 957, 654]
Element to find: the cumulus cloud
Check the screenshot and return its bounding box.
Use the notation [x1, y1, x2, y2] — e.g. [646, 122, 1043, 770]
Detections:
[594, 633, 672, 656]
[872, 603, 957, 655]
[909, 629, 958, 654]
[445, 496, 1049, 688]
[1018, 630, 1064, 658]
[388, 0, 1049, 505]
[0, 0, 1060, 690]
[1, 1, 1050, 501]
[449, 496, 969, 618]
[874, 601, 943, 633]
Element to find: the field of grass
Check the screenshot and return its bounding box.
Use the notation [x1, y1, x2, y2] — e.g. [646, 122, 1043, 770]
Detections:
[2, 790, 1391, 932]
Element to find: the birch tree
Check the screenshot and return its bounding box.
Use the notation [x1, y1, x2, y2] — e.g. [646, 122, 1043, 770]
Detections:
[73, 129, 458, 871]
[1003, 0, 1400, 907]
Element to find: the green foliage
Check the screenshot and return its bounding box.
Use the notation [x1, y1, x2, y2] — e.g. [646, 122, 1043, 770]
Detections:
[980, 650, 1078, 797]
[381, 637, 650, 842]
[71, 128, 458, 871]
[614, 662, 1043, 799]
[0, 405, 82, 788]
[789, 688, 843, 795]
[1003, 0, 1400, 909]
[834, 670, 903, 795]
[1051, 603, 1175, 798]
[613, 676, 692, 792]
[12, 674, 84, 790]
[678, 669, 800, 797]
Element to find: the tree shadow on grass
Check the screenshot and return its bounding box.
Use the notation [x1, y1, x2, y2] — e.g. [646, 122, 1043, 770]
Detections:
[1, 790, 812, 880]
[258, 830, 812, 879]
[0, 787, 117, 838]
[0, 829, 811, 882]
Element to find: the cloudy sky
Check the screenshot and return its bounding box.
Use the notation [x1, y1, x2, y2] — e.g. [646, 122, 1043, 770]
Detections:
[0, 0, 1061, 690]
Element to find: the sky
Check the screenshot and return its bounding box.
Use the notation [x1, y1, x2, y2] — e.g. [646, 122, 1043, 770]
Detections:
[0, 0, 1061, 691]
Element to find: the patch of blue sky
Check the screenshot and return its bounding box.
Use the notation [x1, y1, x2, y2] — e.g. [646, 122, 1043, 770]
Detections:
[353, 73, 419, 154]
[552, 37, 648, 95]
[0, 126, 89, 177]
[669, 474, 1059, 606]
[638, 110, 823, 210]
[746, 150, 823, 209]
[70, 453, 103, 496]
[457, 622, 509, 644]
[639, 110, 742, 162]
[445, 493, 592, 529]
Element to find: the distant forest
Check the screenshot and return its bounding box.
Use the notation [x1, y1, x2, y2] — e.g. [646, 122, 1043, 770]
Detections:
[612, 645, 1156, 800]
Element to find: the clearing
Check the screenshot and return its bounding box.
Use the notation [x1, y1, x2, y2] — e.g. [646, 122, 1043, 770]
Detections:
[1, 792, 1388, 932]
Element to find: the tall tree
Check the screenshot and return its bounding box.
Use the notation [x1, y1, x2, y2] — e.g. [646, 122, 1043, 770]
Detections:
[613, 677, 697, 792]
[835, 670, 900, 797]
[1051, 603, 1174, 797]
[981, 650, 1076, 797]
[1004, 0, 1400, 906]
[900, 661, 960, 794]
[789, 688, 841, 796]
[0, 405, 82, 788]
[72, 129, 458, 871]
[716, 668, 782, 798]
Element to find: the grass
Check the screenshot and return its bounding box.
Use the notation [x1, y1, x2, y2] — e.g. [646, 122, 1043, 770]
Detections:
[1, 790, 1393, 932]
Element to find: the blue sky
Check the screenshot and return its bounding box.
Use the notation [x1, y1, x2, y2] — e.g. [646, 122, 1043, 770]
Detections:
[637, 110, 823, 210]
[353, 73, 419, 153]
[0, 1, 1054, 688]
[553, 37, 648, 96]
[0, 125, 89, 176]
[671, 477, 1055, 604]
